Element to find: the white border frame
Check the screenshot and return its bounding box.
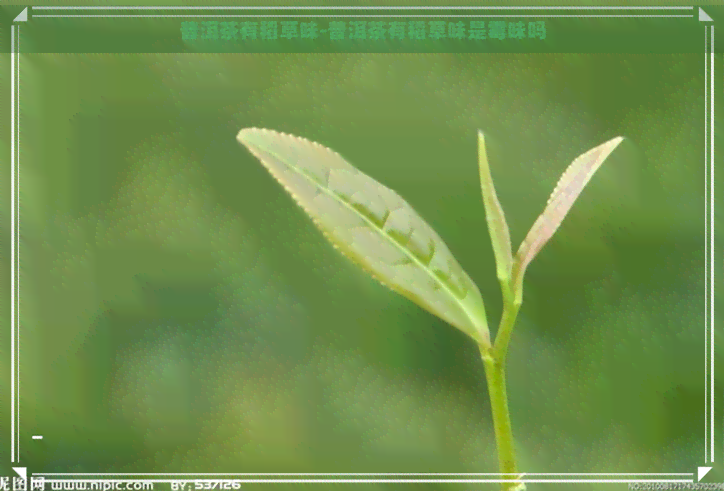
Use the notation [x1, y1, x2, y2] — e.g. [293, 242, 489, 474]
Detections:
[9, 5, 714, 486]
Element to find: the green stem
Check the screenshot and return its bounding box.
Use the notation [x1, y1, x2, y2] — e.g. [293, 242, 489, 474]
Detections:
[494, 294, 521, 360]
[480, 293, 524, 491]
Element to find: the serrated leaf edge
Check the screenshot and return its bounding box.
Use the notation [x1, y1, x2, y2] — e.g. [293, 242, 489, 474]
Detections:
[510, 136, 624, 304]
[238, 127, 490, 346]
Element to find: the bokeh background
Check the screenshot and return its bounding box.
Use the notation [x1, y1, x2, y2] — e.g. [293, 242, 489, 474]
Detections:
[1, 14, 723, 491]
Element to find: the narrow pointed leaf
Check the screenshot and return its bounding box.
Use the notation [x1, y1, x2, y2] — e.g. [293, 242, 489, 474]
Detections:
[237, 128, 490, 347]
[511, 136, 624, 304]
[478, 131, 513, 288]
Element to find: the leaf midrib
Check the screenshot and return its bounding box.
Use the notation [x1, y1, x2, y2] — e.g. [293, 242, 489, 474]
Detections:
[259, 140, 484, 336]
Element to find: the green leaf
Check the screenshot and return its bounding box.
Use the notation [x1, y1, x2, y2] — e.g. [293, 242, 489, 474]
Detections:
[511, 136, 624, 305]
[478, 131, 513, 295]
[237, 128, 491, 347]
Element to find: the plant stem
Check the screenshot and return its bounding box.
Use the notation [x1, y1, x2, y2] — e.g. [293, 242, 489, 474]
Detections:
[480, 294, 523, 491]
[494, 295, 521, 361]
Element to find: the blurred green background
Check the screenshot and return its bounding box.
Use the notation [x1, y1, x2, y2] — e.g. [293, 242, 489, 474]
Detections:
[1, 46, 723, 489]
